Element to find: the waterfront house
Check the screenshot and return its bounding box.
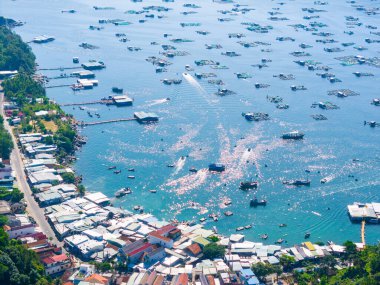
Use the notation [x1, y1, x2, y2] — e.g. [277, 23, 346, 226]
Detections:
[134, 111, 159, 123]
[148, 224, 180, 249]
[84, 192, 111, 206]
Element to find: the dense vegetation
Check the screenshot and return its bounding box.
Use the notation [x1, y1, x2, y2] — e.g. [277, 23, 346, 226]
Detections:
[0, 115, 13, 159]
[250, 241, 380, 285]
[0, 228, 50, 285]
[0, 27, 35, 73]
[1, 25, 77, 162]
[0, 187, 24, 203]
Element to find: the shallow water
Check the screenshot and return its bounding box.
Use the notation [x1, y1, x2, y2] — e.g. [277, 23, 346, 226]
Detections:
[3, 0, 380, 245]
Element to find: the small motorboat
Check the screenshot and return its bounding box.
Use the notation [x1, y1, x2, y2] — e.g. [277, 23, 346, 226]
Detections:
[128, 168, 135, 172]
[275, 238, 284, 244]
[200, 217, 206, 222]
[250, 197, 267, 207]
[127, 175, 135, 179]
[108, 166, 116, 170]
[279, 223, 287, 227]
[236, 227, 244, 231]
[149, 189, 157, 193]
[244, 224, 252, 229]
[239, 181, 258, 190]
[115, 187, 131, 198]
[189, 167, 198, 173]
[304, 232, 311, 239]
[114, 170, 121, 174]
[224, 211, 233, 216]
[260, 234, 268, 240]
[167, 164, 175, 168]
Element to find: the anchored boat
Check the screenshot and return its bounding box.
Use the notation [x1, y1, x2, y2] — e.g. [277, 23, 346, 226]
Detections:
[282, 131, 304, 140]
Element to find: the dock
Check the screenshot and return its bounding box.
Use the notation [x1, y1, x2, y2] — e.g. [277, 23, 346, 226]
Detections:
[60, 100, 113, 107]
[45, 84, 73, 89]
[38, 67, 79, 71]
[79, 118, 137, 126]
[361, 220, 366, 246]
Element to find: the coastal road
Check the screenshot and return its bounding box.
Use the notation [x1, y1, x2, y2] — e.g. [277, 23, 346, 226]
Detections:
[0, 91, 64, 249]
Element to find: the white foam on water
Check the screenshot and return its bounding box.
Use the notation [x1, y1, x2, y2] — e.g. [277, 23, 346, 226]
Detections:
[182, 72, 205, 93]
[173, 156, 186, 175]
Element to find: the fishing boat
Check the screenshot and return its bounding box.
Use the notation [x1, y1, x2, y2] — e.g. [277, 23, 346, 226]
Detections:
[224, 199, 232, 206]
[236, 227, 244, 231]
[128, 168, 135, 172]
[33, 35, 55, 43]
[282, 131, 304, 140]
[199, 217, 206, 222]
[108, 166, 116, 170]
[113, 170, 121, 174]
[305, 232, 311, 239]
[239, 181, 258, 190]
[250, 197, 267, 207]
[244, 225, 252, 229]
[167, 164, 175, 168]
[224, 211, 233, 216]
[112, 87, 123, 93]
[283, 179, 311, 186]
[208, 163, 225, 172]
[282, 179, 311, 186]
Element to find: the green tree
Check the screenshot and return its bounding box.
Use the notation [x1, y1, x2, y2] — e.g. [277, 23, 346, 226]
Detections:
[251, 262, 282, 281]
[61, 172, 75, 184]
[10, 188, 24, 203]
[280, 254, 296, 272]
[203, 243, 225, 260]
[0, 215, 8, 226]
[77, 184, 86, 196]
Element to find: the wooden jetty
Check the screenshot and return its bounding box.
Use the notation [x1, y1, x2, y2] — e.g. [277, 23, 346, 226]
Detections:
[79, 118, 137, 126]
[38, 66, 79, 71]
[45, 84, 73, 89]
[361, 220, 366, 246]
[60, 100, 113, 106]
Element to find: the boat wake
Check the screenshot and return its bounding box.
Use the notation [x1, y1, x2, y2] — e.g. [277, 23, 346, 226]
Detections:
[173, 156, 186, 175]
[166, 169, 208, 194]
[144, 98, 170, 107]
[182, 72, 206, 93]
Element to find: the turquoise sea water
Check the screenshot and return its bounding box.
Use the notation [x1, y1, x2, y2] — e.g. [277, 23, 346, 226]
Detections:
[2, 0, 380, 245]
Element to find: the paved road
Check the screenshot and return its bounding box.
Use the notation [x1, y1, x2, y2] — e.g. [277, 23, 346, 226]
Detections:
[0, 92, 63, 248]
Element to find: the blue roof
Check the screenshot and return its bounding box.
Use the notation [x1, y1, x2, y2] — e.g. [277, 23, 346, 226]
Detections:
[240, 268, 255, 277]
[247, 276, 260, 285]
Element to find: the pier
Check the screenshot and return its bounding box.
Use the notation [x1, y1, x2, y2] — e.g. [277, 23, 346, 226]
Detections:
[60, 100, 113, 107]
[45, 84, 73, 89]
[79, 118, 137, 126]
[38, 66, 79, 71]
[361, 220, 366, 246]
